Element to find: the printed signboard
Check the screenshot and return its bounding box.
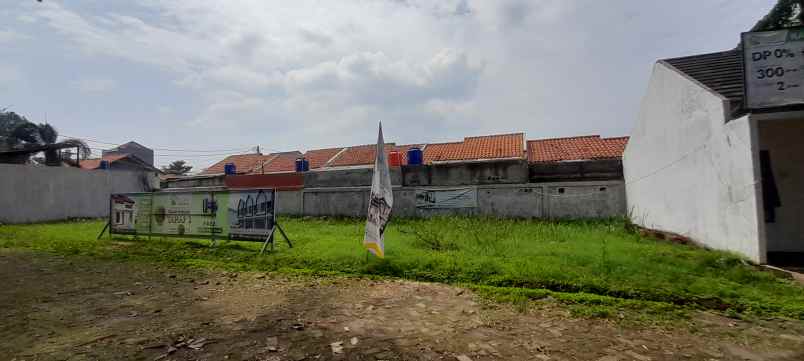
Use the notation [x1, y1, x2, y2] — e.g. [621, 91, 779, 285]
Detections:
[110, 189, 275, 240]
[742, 28, 804, 109]
[415, 187, 477, 209]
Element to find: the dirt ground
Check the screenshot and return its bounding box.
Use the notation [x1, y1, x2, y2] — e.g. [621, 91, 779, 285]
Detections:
[2, 250, 804, 361]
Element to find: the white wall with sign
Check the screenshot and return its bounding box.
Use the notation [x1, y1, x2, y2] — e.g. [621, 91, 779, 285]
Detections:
[415, 187, 477, 209]
[743, 28, 804, 109]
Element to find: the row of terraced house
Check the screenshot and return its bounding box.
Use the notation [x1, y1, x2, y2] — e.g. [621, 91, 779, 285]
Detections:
[160, 133, 629, 220]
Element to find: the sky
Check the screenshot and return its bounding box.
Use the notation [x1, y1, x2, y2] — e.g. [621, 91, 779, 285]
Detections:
[0, 0, 776, 169]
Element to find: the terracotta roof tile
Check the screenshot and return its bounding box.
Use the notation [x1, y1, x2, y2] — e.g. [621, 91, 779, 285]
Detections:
[201, 153, 268, 175]
[527, 135, 629, 163]
[253, 151, 303, 174]
[79, 153, 132, 170]
[303, 147, 344, 169]
[328, 143, 423, 167]
[423, 133, 524, 163]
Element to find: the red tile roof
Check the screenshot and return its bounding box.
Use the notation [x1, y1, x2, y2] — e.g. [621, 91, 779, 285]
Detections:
[201, 153, 269, 175]
[527, 135, 629, 163]
[423, 133, 524, 163]
[303, 147, 344, 169]
[203, 151, 305, 175]
[255, 151, 303, 173]
[79, 153, 132, 170]
[327, 143, 423, 167]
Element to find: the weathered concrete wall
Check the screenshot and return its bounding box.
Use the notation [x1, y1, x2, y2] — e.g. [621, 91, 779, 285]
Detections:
[297, 181, 625, 219]
[758, 117, 804, 252]
[529, 159, 623, 182]
[304, 167, 403, 188]
[402, 160, 528, 186]
[277, 190, 303, 216]
[624, 62, 765, 263]
[545, 181, 626, 219]
[162, 175, 225, 189]
[0, 164, 155, 223]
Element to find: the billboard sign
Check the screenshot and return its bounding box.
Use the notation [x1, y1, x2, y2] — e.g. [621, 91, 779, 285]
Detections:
[415, 187, 477, 209]
[742, 28, 804, 109]
[110, 189, 275, 240]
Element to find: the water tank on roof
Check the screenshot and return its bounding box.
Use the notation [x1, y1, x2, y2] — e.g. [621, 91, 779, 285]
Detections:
[295, 158, 309, 172]
[407, 147, 423, 165]
[388, 151, 401, 167]
[224, 163, 237, 175]
[99, 160, 109, 170]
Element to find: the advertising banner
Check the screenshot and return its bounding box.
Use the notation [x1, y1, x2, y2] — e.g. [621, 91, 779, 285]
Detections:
[363, 123, 393, 258]
[110, 189, 274, 240]
[742, 28, 804, 109]
[415, 187, 477, 209]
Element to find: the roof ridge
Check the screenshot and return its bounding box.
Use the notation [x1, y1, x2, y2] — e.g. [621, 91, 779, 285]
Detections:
[661, 49, 738, 63]
[527, 135, 601, 142]
[464, 132, 524, 140]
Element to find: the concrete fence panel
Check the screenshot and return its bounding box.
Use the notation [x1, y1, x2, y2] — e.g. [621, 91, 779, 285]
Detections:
[0, 164, 154, 224]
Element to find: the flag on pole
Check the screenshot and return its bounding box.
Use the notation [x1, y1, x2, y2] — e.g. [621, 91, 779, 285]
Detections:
[363, 122, 393, 258]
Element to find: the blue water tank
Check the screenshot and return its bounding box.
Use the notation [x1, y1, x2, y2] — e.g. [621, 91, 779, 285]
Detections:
[99, 160, 109, 169]
[224, 163, 236, 175]
[407, 147, 423, 165]
[295, 158, 309, 172]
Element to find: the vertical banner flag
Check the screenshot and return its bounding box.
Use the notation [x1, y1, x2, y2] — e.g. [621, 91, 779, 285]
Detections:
[363, 122, 394, 258]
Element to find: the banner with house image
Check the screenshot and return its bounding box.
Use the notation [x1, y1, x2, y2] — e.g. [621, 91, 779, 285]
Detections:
[227, 189, 275, 238]
[110, 189, 275, 239]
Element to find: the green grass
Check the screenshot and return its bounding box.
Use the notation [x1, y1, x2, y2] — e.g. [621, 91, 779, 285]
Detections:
[1, 217, 803, 321]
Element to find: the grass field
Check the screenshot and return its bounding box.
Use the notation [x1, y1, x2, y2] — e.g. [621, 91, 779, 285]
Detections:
[1, 217, 803, 321]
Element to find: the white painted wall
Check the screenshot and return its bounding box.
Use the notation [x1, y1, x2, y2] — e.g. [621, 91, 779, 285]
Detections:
[758, 117, 804, 252]
[624, 62, 766, 263]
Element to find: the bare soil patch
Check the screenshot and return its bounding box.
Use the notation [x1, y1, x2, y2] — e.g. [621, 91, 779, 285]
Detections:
[2, 250, 803, 361]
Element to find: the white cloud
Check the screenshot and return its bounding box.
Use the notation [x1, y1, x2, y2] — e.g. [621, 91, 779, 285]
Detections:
[74, 77, 117, 93]
[3, 0, 776, 166]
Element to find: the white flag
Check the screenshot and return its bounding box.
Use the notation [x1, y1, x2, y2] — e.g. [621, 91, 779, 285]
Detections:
[363, 122, 393, 258]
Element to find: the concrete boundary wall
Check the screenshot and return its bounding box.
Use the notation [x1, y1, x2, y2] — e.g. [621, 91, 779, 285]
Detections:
[0, 164, 155, 224]
[282, 180, 625, 219]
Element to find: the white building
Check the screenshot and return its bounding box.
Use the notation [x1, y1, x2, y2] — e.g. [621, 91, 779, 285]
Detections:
[624, 49, 803, 264]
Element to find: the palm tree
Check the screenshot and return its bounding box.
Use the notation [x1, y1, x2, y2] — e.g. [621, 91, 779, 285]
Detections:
[6, 119, 91, 165]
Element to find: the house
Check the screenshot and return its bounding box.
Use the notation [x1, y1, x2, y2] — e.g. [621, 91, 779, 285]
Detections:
[201, 151, 302, 175]
[102, 141, 154, 167]
[526, 135, 628, 163]
[80, 153, 161, 173]
[526, 135, 628, 182]
[624, 46, 803, 264]
[423, 133, 524, 164]
[326, 143, 422, 168]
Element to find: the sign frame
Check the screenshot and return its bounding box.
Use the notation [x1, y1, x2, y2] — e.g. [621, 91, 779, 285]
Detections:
[741, 26, 804, 111]
[98, 188, 291, 254]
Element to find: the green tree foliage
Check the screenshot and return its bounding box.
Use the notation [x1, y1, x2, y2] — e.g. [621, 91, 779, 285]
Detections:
[0, 108, 91, 165]
[0, 110, 31, 149]
[161, 160, 193, 175]
[752, 0, 803, 31]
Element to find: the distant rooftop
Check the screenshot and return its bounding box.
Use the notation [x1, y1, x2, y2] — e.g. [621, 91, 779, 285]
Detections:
[527, 135, 628, 163]
[424, 133, 525, 163]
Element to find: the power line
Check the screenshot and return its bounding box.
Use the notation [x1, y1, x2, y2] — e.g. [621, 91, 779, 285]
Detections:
[82, 146, 254, 158]
[58, 134, 259, 153]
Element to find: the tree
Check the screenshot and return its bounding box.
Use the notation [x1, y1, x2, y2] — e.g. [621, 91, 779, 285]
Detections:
[752, 0, 803, 31]
[161, 160, 193, 175]
[0, 108, 91, 165]
[0, 110, 31, 149]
